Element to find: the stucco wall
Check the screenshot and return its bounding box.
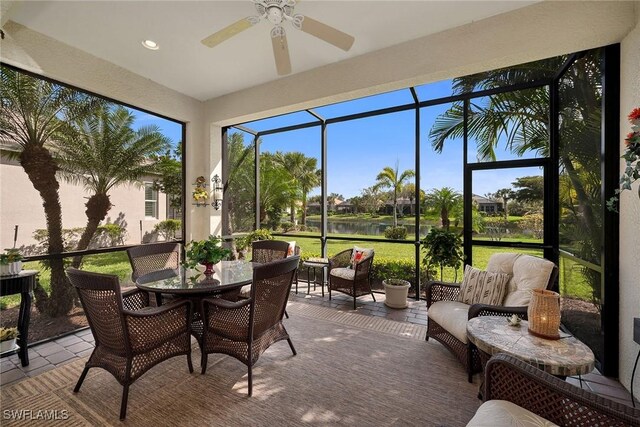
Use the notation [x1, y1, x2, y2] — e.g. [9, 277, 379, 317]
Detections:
[0, 20, 209, 242]
[0, 156, 168, 249]
[618, 1, 640, 396]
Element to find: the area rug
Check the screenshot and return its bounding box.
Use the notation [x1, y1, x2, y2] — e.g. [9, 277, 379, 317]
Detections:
[1, 303, 480, 426]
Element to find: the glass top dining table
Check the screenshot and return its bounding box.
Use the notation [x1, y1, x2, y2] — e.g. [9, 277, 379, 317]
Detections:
[135, 260, 257, 296]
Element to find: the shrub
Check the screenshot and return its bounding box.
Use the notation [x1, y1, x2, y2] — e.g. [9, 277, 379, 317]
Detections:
[280, 221, 294, 233]
[154, 219, 182, 241]
[95, 223, 127, 246]
[236, 229, 273, 251]
[421, 228, 464, 281]
[384, 226, 407, 240]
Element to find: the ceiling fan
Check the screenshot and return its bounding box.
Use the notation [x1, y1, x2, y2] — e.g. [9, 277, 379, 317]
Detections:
[201, 0, 355, 76]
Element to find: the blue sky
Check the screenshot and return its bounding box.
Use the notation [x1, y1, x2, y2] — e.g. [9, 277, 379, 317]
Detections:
[127, 78, 544, 199]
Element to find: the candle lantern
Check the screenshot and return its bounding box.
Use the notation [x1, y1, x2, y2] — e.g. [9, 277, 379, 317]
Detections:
[527, 289, 561, 340]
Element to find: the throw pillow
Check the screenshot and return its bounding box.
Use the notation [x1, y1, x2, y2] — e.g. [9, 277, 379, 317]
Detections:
[350, 246, 373, 268]
[457, 265, 510, 306]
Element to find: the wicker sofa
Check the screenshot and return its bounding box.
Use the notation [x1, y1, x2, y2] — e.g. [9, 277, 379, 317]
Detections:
[426, 253, 558, 382]
[467, 353, 640, 426]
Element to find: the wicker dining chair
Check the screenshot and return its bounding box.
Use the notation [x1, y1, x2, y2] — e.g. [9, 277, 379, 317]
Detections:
[245, 239, 292, 318]
[328, 248, 376, 310]
[200, 256, 300, 396]
[67, 268, 193, 420]
[127, 242, 181, 305]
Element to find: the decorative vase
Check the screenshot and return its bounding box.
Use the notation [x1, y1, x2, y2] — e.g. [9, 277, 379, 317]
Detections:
[383, 279, 411, 309]
[202, 262, 215, 276]
[0, 338, 17, 353]
[527, 289, 561, 340]
[0, 264, 10, 276]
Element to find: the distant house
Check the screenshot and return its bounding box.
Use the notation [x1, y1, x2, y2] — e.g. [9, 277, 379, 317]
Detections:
[383, 197, 414, 215]
[472, 194, 503, 214]
[0, 145, 175, 251]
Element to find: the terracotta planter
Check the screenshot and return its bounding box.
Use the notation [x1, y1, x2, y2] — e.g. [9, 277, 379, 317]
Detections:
[383, 279, 411, 309]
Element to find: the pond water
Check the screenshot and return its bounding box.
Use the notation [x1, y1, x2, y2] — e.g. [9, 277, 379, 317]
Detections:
[305, 219, 434, 237]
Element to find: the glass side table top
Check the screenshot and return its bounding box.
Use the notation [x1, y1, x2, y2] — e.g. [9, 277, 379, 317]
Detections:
[135, 260, 255, 295]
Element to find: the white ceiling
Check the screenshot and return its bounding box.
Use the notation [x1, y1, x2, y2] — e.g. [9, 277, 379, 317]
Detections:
[7, 1, 538, 101]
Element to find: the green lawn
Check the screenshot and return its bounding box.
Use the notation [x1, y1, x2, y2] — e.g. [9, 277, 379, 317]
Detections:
[0, 252, 133, 309]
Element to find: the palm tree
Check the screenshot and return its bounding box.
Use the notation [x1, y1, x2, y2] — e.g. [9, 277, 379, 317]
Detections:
[259, 153, 295, 226]
[374, 162, 415, 226]
[298, 161, 320, 225]
[0, 66, 98, 316]
[425, 187, 462, 230]
[54, 105, 170, 268]
[493, 188, 515, 219]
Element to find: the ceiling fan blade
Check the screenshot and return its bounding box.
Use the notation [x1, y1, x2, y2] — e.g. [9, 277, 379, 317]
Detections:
[201, 18, 253, 48]
[271, 30, 292, 75]
[299, 16, 354, 51]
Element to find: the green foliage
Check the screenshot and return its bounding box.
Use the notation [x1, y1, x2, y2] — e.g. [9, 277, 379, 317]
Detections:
[32, 228, 85, 253]
[384, 226, 408, 240]
[184, 235, 231, 268]
[154, 219, 182, 241]
[0, 327, 19, 341]
[421, 228, 464, 280]
[280, 221, 295, 233]
[152, 144, 183, 209]
[236, 229, 273, 251]
[425, 187, 462, 230]
[96, 223, 127, 246]
[3, 248, 23, 263]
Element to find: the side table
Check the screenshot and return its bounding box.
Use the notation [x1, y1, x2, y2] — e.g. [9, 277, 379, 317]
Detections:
[467, 316, 595, 378]
[0, 270, 38, 366]
[300, 258, 329, 297]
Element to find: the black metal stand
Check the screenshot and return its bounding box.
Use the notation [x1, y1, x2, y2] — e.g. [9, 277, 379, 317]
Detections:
[0, 270, 37, 366]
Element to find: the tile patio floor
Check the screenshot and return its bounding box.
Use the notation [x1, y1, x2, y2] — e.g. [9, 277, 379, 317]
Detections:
[1, 285, 637, 409]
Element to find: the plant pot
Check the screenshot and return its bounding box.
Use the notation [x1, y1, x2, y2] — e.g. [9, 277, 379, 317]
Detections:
[0, 264, 10, 276]
[9, 261, 22, 275]
[202, 263, 215, 276]
[0, 338, 17, 353]
[383, 279, 411, 309]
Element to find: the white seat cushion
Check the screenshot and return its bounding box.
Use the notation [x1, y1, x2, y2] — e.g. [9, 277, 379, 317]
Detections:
[428, 300, 470, 344]
[238, 284, 252, 298]
[503, 255, 555, 306]
[467, 400, 559, 427]
[330, 267, 355, 280]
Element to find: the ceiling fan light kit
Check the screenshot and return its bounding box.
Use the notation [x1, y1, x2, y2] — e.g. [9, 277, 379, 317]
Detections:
[201, 0, 354, 76]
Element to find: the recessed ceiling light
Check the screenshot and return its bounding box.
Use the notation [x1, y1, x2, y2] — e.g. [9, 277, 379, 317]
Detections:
[142, 40, 159, 50]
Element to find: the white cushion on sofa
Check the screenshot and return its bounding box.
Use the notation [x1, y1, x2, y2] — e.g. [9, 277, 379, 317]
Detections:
[467, 400, 559, 427]
[428, 300, 470, 344]
[330, 267, 355, 280]
[503, 255, 555, 306]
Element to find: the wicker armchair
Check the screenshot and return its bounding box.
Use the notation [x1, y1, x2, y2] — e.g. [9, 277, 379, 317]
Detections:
[127, 242, 181, 305]
[67, 268, 193, 420]
[426, 253, 558, 382]
[250, 239, 290, 263]
[467, 353, 640, 426]
[328, 248, 375, 310]
[200, 256, 299, 396]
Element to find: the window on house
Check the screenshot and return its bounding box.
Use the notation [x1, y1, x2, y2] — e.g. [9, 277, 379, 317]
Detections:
[145, 183, 158, 218]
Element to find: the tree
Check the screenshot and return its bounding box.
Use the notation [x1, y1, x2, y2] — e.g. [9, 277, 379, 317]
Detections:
[0, 66, 98, 316]
[153, 142, 183, 215]
[373, 162, 415, 226]
[424, 187, 462, 230]
[493, 188, 515, 219]
[361, 186, 383, 215]
[274, 152, 320, 225]
[55, 105, 169, 268]
[512, 175, 544, 204]
[258, 153, 295, 227]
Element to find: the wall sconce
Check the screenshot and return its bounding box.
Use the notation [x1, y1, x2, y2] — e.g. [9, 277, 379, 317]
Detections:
[211, 174, 223, 210]
[527, 289, 561, 340]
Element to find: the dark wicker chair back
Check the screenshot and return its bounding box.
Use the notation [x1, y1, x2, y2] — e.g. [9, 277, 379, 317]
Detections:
[67, 268, 128, 354]
[200, 255, 300, 396]
[66, 267, 192, 420]
[127, 242, 181, 281]
[251, 256, 299, 337]
[251, 240, 289, 264]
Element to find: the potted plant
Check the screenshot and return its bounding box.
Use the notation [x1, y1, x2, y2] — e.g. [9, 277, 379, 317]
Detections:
[184, 235, 231, 276]
[0, 254, 9, 276]
[383, 278, 411, 309]
[0, 327, 19, 353]
[3, 249, 23, 275]
[421, 228, 464, 282]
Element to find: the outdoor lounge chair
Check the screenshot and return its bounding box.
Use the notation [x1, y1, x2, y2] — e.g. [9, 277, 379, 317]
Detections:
[328, 247, 375, 310]
[426, 253, 558, 382]
[66, 268, 193, 420]
[200, 256, 299, 396]
[468, 353, 640, 426]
